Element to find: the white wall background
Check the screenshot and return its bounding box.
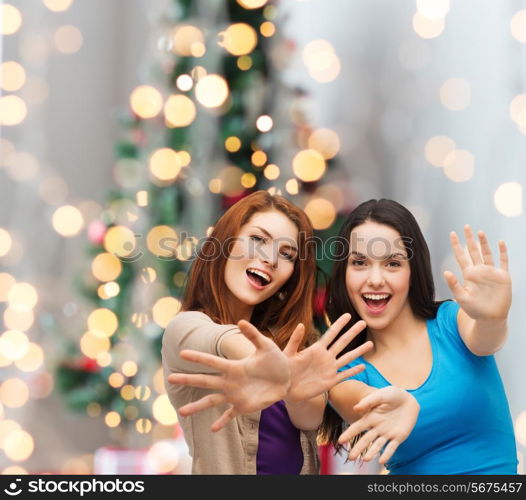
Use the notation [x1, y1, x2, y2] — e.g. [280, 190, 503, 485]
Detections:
[280, 0, 526, 474]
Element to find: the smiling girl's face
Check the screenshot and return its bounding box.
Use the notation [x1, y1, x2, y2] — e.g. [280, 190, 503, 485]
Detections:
[346, 221, 412, 332]
[224, 210, 299, 319]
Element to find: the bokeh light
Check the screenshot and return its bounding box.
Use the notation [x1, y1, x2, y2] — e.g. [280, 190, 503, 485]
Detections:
[88, 308, 118, 337]
[0, 228, 13, 257]
[511, 10, 526, 44]
[147, 225, 178, 258]
[130, 85, 163, 119]
[171, 25, 205, 57]
[103, 226, 136, 258]
[7, 283, 38, 312]
[0, 95, 27, 125]
[412, 12, 445, 39]
[43, 0, 74, 12]
[440, 78, 471, 110]
[164, 94, 196, 127]
[302, 40, 341, 83]
[443, 149, 475, 182]
[149, 148, 183, 182]
[1, 4, 22, 36]
[54, 25, 83, 54]
[494, 182, 523, 217]
[220, 23, 258, 56]
[195, 74, 229, 108]
[80, 331, 111, 359]
[304, 198, 336, 230]
[292, 149, 326, 182]
[52, 205, 84, 237]
[152, 297, 181, 328]
[0, 61, 26, 91]
[0, 378, 30, 408]
[416, 0, 450, 20]
[152, 394, 179, 425]
[308, 128, 340, 159]
[91, 253, 122, 282]
[3, 430, 34, 461]
[424, 135, 456, 167]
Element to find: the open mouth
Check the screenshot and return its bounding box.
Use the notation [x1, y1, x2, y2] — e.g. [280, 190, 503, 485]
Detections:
[361, 293, 391, 311]
[246, 268, 272, 288]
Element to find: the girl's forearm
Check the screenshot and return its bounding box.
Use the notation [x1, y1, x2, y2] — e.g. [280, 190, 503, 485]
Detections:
[284, 394, 326, 430]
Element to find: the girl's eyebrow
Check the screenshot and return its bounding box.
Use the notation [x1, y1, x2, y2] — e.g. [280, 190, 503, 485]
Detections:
[385, 252, 408, 260]
[350, 251, 367, 258]
[251, 226, 298, 252]
[350, 251, 407, 259]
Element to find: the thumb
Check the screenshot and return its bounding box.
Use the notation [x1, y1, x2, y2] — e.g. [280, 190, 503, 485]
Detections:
[353, 389, 384, 413]
[283, 323, 305, 356]
[443, 270, 464, 299]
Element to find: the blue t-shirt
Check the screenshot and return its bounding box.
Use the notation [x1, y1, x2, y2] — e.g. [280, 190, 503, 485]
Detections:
[338, 301, 518, 474]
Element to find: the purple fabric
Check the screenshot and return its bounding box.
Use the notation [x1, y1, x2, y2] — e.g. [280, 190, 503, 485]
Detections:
[256, 400, 303, 475]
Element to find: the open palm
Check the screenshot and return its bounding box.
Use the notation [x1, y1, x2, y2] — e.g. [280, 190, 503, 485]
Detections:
[444, 225, 511, 321]
[338, 386, 420, 465]
[167, 320, 290, 431]
[283, 314, 373, 403]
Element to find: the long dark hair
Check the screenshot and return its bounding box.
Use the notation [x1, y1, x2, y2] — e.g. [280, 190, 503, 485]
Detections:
[318, 199, 443, 452]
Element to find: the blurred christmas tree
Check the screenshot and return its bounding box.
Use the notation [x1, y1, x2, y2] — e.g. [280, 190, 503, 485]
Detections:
[55, 0, 349, 446]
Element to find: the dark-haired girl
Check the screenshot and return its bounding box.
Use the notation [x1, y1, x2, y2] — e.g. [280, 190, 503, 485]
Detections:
[320, 199, 518, 474]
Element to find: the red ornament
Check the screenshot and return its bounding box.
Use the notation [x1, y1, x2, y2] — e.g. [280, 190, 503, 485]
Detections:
[80, 356, 100, 373]
[313, 288, 327, 315]
[222, 190, 251, 209]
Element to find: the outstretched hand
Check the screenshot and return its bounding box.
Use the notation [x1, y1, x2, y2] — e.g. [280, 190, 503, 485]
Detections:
[283, 313, 373, 403]
[444, 225, 511, 321]
[338, 386, 420, 465]
[167, 319, 290, 432]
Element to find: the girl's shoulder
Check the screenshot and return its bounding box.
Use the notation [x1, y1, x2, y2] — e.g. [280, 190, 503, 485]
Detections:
[167, 309, 215, 329]
[434, 300, 460, 328]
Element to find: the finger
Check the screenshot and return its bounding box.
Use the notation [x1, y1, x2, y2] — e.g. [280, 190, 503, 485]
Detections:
[282, 323, 306, 356]
[167, 372, 224, 391]
[338, 417, 370, 444]
[353, 388, 387, 414]
[335, 363, 365, 383]
[348, 429, 378, 461]
[477, 231, 494, 266]
[178, 393, 227, 417]
[499, 240, 509, 271]
[449, 231, 470, 271]
[211, 407, 238, 432]
[318, 313, 352, 347]
[180, 349, 231, 372]
[336, 340, 373, 369]
[464, 224, 483, 265]
[378, 439, 400, 465]
[443, 271, 466, 301]
[237, 320, 274, 350]
[329, 320, 367, 355]
[362, 436, 388, 462]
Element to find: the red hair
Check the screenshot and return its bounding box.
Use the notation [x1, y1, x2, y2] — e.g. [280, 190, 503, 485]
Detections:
[182, 191, 317, 349]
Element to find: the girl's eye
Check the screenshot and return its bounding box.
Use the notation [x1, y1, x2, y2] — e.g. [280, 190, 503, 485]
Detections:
[351, 259, 366, 266]
[279, 251, 295, 261]
[388, 261, 401, 268]
[250, 235, 265, 242]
